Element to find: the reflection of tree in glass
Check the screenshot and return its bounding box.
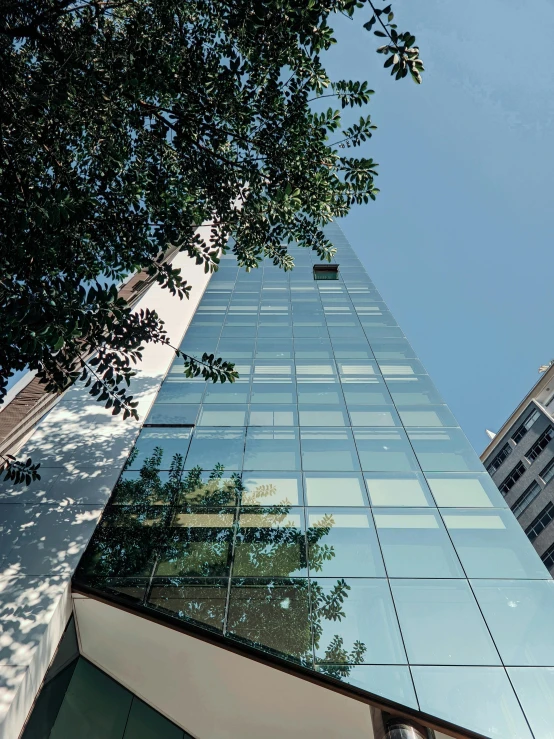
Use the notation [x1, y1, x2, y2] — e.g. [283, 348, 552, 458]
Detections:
[76, 449, 366, 676]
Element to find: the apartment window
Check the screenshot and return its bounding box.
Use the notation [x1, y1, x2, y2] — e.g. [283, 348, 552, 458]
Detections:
[540, 458, 554, 485]
[511, 481, 541, 518]
[511, 408, 541, 444]
[541, 541, 554, 569]
[486, 443, 512, 474]
[525, 426, 554, 463]
[525, 502, 554, 542]
[313, 264, 339, 281]
[499, 461, 526, 495]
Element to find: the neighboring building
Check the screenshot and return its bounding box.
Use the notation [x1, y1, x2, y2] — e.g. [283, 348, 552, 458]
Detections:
[1, 224, 553, 739]
[481, 363, 554, 575]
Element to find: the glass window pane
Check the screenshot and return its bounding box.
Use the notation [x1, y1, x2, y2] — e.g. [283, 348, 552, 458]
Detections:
[307, 509, 385, 577]
[244, 428, 301, 471]
[508, 667, 554, 739]
[365, 472, 434, 507]
[297, 383, 344, 405]
[425, 473, 506, 508]
[312, 579, 406, 665]
[411, 666, 532, 739]
[148, 578, 228, 633]
[255, 340, 294, 358]
[234, 508, 306, 577]
[472, 580, 554, 666]
[128, 428, 192, 470]
[301, 428, 360, 471]
[177, 469, 239, 507]
[407, 428, 485, 472]
[442, 509, 550, 579]
[156, 511, 234, 578]
[342, 381, 392, 406]
[348, 406, 400, 427]
[241, 473, 302, 506]
[145, 403, 199, 426]
[316, 665, 418, 709]
[353, 429, 419, 472]
[397, 405, 458, 428]
[184, 428, 245, 471]
[248, 406, 297, 426]
[385, 376, 444, 405]
[156, 381, 205, 404]
[227, 578, 312, 664]
[304, 473, 368, 506]
[298, 407, 349, 426]
[197, 406, 247, 426]
[391, 580, 500, 665]
[203, 382, 250, 404]
[374, 509, 464, 578]
[250, 382, 296, 404]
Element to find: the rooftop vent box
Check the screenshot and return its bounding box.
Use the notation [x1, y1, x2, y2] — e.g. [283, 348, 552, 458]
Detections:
[313, 264, 339, 281]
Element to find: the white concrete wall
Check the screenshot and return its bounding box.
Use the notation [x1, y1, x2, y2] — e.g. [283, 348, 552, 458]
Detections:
[0, 242, 212, 738]
[73, 594, 376, 739]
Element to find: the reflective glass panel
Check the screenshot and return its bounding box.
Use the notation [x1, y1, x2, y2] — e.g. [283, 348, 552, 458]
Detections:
[248, 406, 298, 426]
[390, 579, 501, 665]
[298, 407, 349, 426]
[197, 406, 247, 426]
[411, 666, 532, 738]
[347, 406, 400, 427]
[312, 579, 406, 665]
[304, 473, 368, 506]
[234, 508, 306, 577]
[407, 428, 485, 472]
[374, 509, 464, 578]
[442, 509, 550, 579]
[243, 428, 301, 470]
[301, 428, 360, 471]
[425, 472, 506, 508]
[472, 580, 554, 666]
[365, 472, 434, 507]
[184, 428, 245, 470]
[507, 667, 554, 739]
[397, 405, 458, 428]
[342, 382, 392, 406]
[250, 382, 296, 404]
[353, 429, 419, 472]
[307, 509, 385, 577]
[128, 429, 192, 470]
[385, 376, 444, 405]
[240, 473, 302, 506]
[145, 404, 199, 426]
[227, 579, 312, 664]
[296, 383, 344, 405]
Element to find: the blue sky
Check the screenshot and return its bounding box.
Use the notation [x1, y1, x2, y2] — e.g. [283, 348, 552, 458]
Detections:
[328, 0, 554, 452]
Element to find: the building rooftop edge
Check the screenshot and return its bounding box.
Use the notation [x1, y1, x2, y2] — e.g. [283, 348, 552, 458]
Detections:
[480, 362, 554, 461]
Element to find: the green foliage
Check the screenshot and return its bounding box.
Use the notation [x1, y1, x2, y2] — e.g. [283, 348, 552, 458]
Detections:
[0, 0, 422, 479]
[77, 449, 368, 673]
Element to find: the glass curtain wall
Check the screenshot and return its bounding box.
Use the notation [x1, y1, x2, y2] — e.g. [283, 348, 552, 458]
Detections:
[75, 223, 554, 739]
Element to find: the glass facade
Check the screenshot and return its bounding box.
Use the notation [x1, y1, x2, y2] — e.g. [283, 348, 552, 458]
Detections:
[74, 223, 552, 738]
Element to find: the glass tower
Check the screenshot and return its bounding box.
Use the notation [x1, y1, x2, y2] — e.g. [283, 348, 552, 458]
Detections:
[72, 223, 554, 738]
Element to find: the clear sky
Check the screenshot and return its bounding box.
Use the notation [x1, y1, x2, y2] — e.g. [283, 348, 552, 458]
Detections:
[328, 0, 554, 453]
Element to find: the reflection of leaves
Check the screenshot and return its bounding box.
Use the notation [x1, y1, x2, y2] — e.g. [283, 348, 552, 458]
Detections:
[77, 450, 367, 677]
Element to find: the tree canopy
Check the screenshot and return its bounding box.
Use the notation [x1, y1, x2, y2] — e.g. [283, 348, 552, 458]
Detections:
[0, 0, 423, 480]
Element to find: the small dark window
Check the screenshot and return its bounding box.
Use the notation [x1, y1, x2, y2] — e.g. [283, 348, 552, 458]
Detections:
[540, 457, 554, 485]
[512, 408, 541, 444]
[486, 442, 512, 474]
[313, 264, 339, 281]
[512, 481, 541, 518]
[499, 461, 526, 495]
[525, 502, 554, 542]
[525, 426, 554, 463]
[541, 541, 554, 569]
